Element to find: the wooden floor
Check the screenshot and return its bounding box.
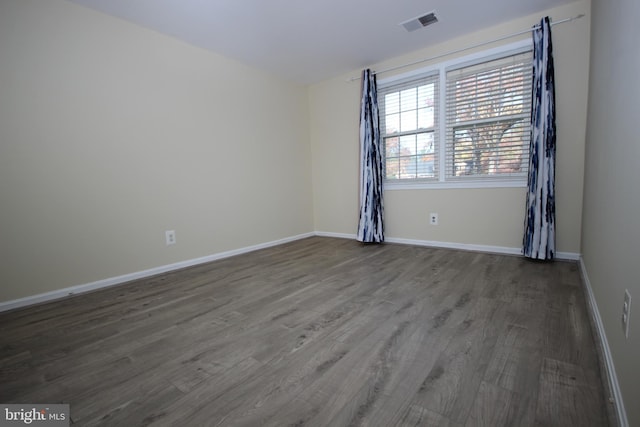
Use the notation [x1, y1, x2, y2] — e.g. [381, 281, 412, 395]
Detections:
[0, 237, 613, 426]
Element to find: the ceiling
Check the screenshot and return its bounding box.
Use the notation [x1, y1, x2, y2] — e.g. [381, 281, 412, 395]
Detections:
[68, 0, 578, 84]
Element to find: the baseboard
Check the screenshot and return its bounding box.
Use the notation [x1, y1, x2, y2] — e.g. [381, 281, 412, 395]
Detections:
[385, 236, 523, 256]
[579, 257, 628, 427]
[316, 232, 523, 256]
[314, 231, 356, 239]
[0, 232, 315, 313]
[315, 232, 579, 260]
[0, 231, 580, 313]
[383, 236, 579, 261]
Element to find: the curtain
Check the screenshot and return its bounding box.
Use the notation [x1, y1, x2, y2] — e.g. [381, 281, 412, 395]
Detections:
[523, 17, 556, 260]
[357, 69, 384, 243]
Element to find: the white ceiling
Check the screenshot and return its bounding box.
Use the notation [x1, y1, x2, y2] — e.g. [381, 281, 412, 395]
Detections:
[68, 0, 577, 84]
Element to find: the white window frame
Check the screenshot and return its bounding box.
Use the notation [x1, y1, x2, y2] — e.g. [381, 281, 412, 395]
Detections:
[378, 72, 440, 182]
[379, 39, 533, 190]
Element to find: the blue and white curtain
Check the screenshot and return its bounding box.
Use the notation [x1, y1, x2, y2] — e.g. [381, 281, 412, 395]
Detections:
[523, 17, 556, 260]
[357, 69, 384, 243]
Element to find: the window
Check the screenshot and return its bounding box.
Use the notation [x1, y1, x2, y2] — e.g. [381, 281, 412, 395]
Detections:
[446, 52, 531, 180]
[379, 43, 533, 188]
[379, 74, 439, 180]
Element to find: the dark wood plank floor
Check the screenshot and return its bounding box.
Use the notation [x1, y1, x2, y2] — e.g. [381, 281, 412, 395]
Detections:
[0, 237, 613, 426]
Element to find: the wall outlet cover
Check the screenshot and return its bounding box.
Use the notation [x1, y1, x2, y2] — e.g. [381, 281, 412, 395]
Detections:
[165, 230, 176, 246]
[429, 213, 439, 225]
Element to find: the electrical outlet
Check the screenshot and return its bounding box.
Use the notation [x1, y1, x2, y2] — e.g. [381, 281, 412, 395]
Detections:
[165, 230, 176, 246]
[622, 289, 631, 338]
[429, 212, 439, 225]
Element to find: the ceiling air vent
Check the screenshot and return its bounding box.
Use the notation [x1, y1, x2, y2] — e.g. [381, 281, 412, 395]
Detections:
[401, 11, 438, 32]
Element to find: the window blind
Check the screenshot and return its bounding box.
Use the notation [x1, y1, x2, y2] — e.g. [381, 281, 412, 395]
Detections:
[445, 51, 532, 180]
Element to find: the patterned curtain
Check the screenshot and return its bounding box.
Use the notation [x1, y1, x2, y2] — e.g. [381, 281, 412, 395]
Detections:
[523, 17, 556, 260]
[357, 69, 384, 243]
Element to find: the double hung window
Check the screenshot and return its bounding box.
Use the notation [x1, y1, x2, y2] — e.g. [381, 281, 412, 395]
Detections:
[379, 74, 439, 180]
[379, 43, 533, 188]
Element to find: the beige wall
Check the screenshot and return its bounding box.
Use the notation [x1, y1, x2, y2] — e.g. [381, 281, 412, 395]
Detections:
[0, 0, 313, 302]
[582, 0, 640, 424]
[310, 1, 590, 254]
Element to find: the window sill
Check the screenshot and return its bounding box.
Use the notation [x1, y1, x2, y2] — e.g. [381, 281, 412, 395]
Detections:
[383, 179, 527, 190]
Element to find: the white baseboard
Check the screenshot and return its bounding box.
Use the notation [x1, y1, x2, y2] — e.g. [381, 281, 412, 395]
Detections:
[314, 231, 356, 239]
[386, 236, 523, 256]
[0, 231, 580, 313]
[555, 251, 581, 261]
[0, 232, 314, 313]
[384, 236, 579, 261]
[316, 232, 580, 260]
[579, 257, 628, 427]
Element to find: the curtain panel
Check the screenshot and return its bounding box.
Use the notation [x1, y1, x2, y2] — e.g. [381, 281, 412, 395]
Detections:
[523, 17, 556, 260]
[357, 69, 384, 243]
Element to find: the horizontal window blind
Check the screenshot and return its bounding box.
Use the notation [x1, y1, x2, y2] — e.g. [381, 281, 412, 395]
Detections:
[445, 51, 532, 180]
[379, 73, 439, 181]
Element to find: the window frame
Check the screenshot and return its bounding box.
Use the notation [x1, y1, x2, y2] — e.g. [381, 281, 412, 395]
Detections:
[378, 73, 440, 182]
[378, 39, 533, 190]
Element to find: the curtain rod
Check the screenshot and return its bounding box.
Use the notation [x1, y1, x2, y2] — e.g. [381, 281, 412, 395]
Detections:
[348, 13, 585, 82]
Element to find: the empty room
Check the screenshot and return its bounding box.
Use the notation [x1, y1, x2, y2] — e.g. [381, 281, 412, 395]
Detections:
[0, 0, 638, 425]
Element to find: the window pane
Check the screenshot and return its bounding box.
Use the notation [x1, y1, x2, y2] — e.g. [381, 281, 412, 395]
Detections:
[418, 84, 434, 108]
[399, 156, 416, 179]
[385, 136, 399, 158]
[497, 120, 528, 173]
[400, 110, 417, 132]
[385, 113, 399, 134]
[385, 157, 400, 179]
[417, 132, 434, 154]
[400, 135, 416, 155]
[417, 107, 434, 129]
[417, 153, 435, 177]
[385, 135, 401, 179]
[452, 119, 528, 176]
[452, 128, 474, 176]
[417, 133, 435, 178]
[385, 92, 400, 114]
[400, 88, 416, 112]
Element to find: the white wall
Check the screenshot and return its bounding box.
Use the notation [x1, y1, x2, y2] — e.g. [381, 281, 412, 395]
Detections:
[582, 0, 640, 424]
[310, 1, 590, 254]
[0, 0, 313, 302]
